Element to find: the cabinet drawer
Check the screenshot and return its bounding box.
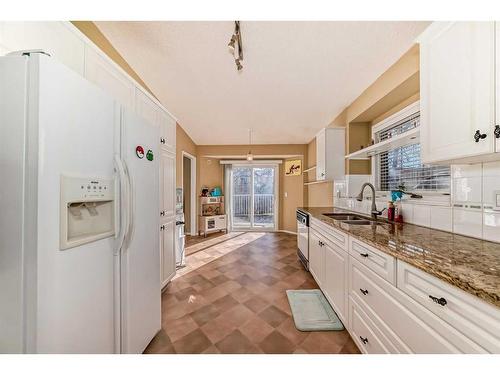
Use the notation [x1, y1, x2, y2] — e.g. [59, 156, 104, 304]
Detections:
[310, 217, 348, 250]
[349, 237, 396, 285]
[397, 261, 500, 353]
[349, 257, 486, 353]
[349, 296, 405, 354]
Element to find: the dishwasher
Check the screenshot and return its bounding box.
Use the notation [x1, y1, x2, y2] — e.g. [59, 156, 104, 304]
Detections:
[296, 209, 309, 270]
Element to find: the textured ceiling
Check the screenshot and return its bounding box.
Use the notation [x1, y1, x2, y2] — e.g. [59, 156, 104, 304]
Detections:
[96, 21, 429, 145]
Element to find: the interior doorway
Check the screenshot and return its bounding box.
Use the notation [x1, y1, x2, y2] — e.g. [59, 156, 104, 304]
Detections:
[182, 152, 196, 236]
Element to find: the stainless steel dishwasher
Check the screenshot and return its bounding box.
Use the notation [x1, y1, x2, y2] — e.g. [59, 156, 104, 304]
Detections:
[296, 209, 309, 270]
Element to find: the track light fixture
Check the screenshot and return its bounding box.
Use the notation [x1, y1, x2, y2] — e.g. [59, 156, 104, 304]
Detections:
[228, 21, 243, 71]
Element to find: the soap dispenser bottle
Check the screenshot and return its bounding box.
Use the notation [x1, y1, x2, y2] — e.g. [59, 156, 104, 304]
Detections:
[395, 199, 403, 223]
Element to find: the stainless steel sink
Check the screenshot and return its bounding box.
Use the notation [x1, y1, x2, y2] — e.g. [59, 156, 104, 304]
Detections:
[322, 213, 368, 221]
[322, 212, 381, 225]
[341, 220, 380, 225]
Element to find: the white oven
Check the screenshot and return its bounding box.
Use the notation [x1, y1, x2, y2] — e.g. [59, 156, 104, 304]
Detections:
[296, 209, 309, 270]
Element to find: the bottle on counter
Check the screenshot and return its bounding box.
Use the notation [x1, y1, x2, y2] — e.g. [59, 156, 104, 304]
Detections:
[387, 201, 395, 221]
[394, 198, 403, 223]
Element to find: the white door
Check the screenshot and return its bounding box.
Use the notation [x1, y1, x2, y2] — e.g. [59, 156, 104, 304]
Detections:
[316, 130, 326, 180]
[420, 22, 496, 163]
[120, 108, 160, 354]
[308, 231, 325, 287]
[161, 218, 176, 287]
[231, 165, 278, 230]
[34, 54, 116, 353]
[323, 243, 348, 324]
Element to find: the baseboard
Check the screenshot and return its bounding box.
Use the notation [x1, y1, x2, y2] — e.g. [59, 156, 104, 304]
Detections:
[279, 230, 297, 235]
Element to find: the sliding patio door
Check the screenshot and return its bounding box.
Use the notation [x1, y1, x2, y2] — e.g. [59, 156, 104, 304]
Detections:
[231, 165, 278, 230]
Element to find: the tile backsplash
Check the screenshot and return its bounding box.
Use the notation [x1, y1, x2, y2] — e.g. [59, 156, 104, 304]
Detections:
[333, 161, 500, 243]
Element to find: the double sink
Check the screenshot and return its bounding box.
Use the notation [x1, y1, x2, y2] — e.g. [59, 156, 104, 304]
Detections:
[322, 212, 381, 225]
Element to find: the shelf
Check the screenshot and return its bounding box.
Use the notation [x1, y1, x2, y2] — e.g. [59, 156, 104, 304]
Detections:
[345, 127, 420, 160]
[304, 179, 331, 186]
[303, 166, 317, 173]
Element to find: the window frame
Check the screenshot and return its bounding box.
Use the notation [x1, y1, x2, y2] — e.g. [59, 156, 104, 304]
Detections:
[371, 101, 451, 204]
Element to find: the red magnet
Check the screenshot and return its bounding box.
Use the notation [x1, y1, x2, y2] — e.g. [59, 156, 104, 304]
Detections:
[136, 146, 145, 159]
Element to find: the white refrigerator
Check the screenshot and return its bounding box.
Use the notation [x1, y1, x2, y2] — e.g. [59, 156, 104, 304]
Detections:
[0, 52, 161, 353]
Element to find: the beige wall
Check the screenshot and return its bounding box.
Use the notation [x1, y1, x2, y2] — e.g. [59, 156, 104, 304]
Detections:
[176, 123, 197, 188]
[306, 44, 421, 205]
[197, 144, 307, 232]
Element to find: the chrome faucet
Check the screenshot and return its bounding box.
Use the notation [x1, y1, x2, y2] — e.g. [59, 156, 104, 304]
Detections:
[356, 182, 385, 219]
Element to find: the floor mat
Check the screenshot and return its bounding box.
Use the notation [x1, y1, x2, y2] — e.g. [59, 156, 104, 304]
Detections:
[286, 289, 344, 331]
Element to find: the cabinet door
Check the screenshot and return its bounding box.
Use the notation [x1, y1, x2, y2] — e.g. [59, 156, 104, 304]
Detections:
[1, 22, 85, 75]
[84, 45, 135, 108]
[160, 152, 175, 217]
[316, 130, 326, 180]
[161, 219, 176, 287]
[135, 87, 159, 128]
[323, 243, 348, 325]
[309, 231, 325, 287]
[420, 22, 495, 163]
[159, 110, 176, 153]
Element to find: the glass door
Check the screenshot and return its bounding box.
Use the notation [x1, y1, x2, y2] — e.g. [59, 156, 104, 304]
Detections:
[231, 165, 277, 230]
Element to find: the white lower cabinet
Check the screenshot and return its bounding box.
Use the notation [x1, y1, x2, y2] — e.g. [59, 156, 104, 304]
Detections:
[397, 261, 500, 352]
[310, 222, 497, 354]
[349, 257, 486, 353]
[160, 218, 176, 288]
[323, 241, 348, 326]
[309, 230, 325, 288]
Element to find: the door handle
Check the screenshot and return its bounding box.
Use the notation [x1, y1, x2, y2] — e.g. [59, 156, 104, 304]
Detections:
[359, 336, 368, 345]
[429, 295, 447, 306]
[360, 253, 369, 258]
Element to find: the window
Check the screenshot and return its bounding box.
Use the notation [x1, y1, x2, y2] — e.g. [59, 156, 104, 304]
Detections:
[375, 111, 450, 193]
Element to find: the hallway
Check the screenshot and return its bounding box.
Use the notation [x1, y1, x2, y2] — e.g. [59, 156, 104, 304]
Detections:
[145, 232, 359, 354]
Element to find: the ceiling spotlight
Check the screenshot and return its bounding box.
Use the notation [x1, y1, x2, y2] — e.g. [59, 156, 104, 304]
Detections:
[228, 34, 236, 52]
[235, 58, 243, 71]
[228, 21, 243, 71]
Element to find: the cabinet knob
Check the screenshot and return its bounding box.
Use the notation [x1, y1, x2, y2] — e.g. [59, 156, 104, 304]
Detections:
[495, 125, 500, 139]
[160, 211, 165, 216]
[360, 253, 369, 258]
[428, 295, 447, 306]
[160, 225, 165, 231]
[359, 336, 368, 345]
[160, 138, 166, 144]
[474, 130, 487, 142]
[359, 288, 369, 296]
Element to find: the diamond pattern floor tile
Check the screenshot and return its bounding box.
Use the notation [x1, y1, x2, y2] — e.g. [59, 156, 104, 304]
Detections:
[144, 232, 360, 354]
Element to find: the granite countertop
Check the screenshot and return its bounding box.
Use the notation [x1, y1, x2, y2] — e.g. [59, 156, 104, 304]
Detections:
[298, 206, 500, 308]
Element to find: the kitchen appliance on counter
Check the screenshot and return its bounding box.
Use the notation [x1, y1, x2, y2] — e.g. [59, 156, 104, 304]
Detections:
[296, 209, 310, 270]
[0, 52, 161, 354]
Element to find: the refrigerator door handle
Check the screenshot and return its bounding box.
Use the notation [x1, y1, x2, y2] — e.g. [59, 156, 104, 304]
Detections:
[122, 158, 134, 252]
[114, 154, 129, 256]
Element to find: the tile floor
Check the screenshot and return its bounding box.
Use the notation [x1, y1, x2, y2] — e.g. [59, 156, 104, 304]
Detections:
[145, 232, 360, 354]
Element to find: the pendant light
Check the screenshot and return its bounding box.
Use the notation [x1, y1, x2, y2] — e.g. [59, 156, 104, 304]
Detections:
[228, 21, 243, 71]
[246, 129, 253, 161]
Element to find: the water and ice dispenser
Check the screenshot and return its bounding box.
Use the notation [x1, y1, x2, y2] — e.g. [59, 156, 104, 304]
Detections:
[60, 175, 115, 250]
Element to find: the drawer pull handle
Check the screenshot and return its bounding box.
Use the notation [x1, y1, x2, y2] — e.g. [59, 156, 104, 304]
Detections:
[359, 288, 368, 296]
[359, 336, 368, 345]
[360, 253, 369, 258]
[429, 295, 447, 306]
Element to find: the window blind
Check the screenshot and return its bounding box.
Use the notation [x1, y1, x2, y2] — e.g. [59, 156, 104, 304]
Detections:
[376, 113, 450, 192]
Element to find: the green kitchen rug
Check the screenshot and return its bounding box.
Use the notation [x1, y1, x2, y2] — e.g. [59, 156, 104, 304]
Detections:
[286, 289, 344, 331]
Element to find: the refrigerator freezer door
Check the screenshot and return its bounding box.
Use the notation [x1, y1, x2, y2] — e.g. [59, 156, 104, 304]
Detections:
[34, 54, 116, 353]
[120, 108, 161, 354]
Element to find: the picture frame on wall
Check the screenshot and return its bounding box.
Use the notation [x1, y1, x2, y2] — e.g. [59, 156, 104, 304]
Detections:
[285, 159, 302, 176]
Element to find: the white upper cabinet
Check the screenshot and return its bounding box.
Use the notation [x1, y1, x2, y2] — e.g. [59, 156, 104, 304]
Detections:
[159, 110, 176, 153]
[315, 128, 345, 181]
[84, 45, 135, 109]
[161, 152, 176, 218]
[0, 22, 85, 75]
[419, 22, 499, 164]
[135, 87, 160, 127]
